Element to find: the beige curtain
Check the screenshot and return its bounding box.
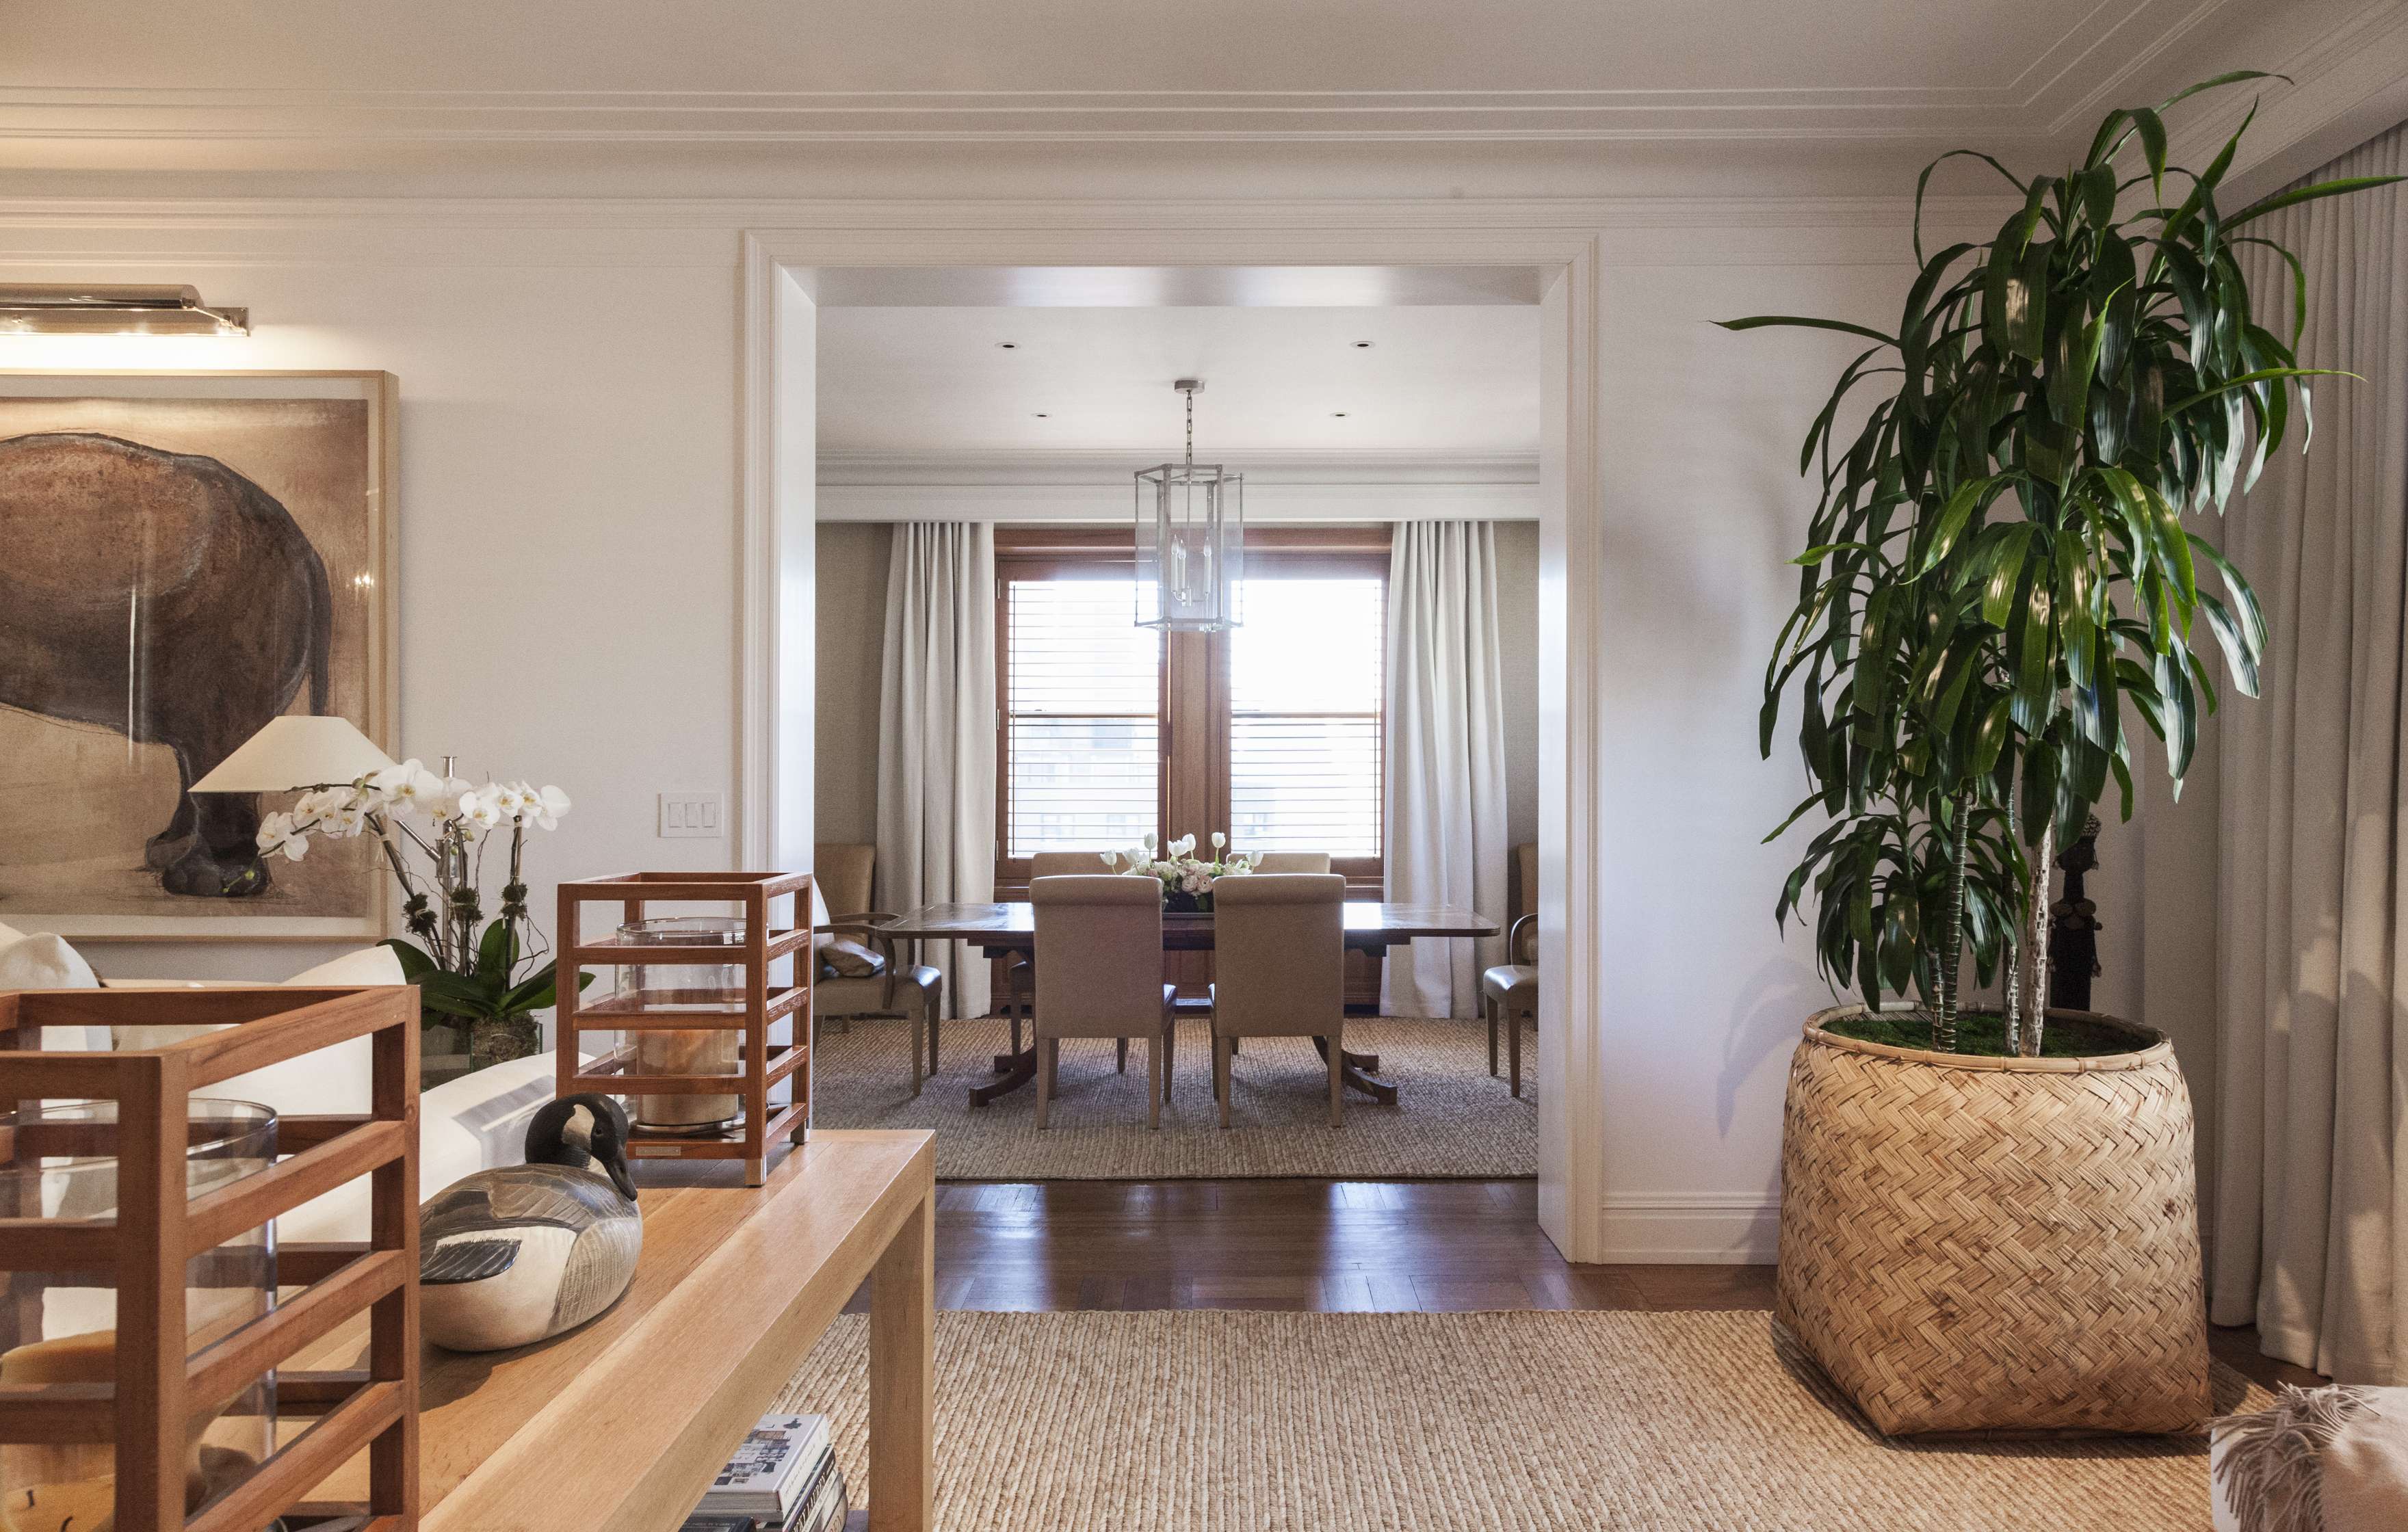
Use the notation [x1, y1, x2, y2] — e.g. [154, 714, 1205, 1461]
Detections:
[876, 523, 995, 1021]
[1383, 521, 1509, 1019]
[2214, 122, 2408, 1384]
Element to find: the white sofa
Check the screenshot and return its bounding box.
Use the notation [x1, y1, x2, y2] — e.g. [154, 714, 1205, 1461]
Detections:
[0, 921, 574, 1249]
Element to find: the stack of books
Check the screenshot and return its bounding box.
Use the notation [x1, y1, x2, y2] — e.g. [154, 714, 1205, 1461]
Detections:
[678, 1414, 849, 1532]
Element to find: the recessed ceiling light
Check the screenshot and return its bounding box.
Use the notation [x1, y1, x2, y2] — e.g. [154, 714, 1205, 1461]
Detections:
[1033, 412, 1049, 418]
[1352, 341, 1374, 349]
[997, 341, 1019, 349]
[1332, 411, 1349, 418]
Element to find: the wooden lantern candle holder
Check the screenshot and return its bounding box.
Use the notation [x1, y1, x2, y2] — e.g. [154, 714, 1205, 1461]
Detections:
[0, 985, 419, 1532]
[555, 872, 816, 1186]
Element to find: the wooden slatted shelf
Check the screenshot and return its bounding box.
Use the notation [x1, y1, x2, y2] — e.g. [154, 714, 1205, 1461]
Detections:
[0, 985, 419, 1531]
[555, 871, 815, 1186]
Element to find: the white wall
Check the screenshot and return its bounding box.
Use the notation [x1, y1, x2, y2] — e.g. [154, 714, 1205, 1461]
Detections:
[1494, 519, 1541, 854]
[0, 226, 746, 983]
[1, 188, 2013, 1261]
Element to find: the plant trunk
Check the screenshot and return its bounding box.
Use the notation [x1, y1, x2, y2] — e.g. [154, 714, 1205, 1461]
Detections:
[2002, 793, 2023, 1056]
[2018, 817, 2056, 1057]
[1934, 787, 1971, 1053]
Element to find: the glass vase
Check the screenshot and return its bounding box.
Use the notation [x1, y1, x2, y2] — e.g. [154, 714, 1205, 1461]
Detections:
[614, 915, 748, 1135]
[0, 1099, 278, 1529]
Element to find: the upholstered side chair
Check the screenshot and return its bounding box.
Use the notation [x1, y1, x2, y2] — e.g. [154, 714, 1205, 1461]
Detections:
[1004, 849, 1120, 1061]
[1480, 841, 1539, 1097]
[1030, 874, 1177, 1130]
[811, 841, 944, 1094]
[1247, 851, 1331, 873]
[1209, 872, 1347, 1128]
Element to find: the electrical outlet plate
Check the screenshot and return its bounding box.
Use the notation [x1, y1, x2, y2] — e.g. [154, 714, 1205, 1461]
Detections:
[657, 791, 724, 838]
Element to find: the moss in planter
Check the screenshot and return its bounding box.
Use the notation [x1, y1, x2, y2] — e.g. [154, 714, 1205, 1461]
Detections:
[1822, 1010, 2136, 1058]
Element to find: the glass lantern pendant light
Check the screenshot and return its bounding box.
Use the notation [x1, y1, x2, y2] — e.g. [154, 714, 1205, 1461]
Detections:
[1135, 378, 1244, 631]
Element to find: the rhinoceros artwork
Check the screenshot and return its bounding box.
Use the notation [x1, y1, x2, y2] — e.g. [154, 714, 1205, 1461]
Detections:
[0, 375, 393, 938]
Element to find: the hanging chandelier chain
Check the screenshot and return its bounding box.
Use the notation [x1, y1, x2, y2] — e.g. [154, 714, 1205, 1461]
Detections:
[1183, 385, 1194, 467]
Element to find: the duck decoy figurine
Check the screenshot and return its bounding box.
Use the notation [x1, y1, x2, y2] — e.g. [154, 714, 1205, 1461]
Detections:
[419, 1093, 644, 1352]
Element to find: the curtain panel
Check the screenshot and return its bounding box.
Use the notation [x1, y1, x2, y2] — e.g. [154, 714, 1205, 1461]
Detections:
[2215, 122, 2408, 1383]
[1383, 521, 1509, 1019]
[876, 523, 997, 1021]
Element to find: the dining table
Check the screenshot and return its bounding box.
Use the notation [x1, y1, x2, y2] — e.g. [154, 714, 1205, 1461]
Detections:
[872, 900, 1501, 1109]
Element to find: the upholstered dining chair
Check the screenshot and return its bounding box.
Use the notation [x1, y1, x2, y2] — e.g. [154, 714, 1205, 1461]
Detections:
[1030, 874, 1177, 1130]
[1004, 849, 1119, 1060]
[1247, 851, 1332, 873]
[811, 841, 945, 1093]
[1209, 872, 1347, 1128]
[1480, 842, 1540, 1097]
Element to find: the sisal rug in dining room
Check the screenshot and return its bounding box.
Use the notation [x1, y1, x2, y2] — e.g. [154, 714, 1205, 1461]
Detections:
[808, 1014, 1536, 1179]
[778, 1309, 2254, 1532]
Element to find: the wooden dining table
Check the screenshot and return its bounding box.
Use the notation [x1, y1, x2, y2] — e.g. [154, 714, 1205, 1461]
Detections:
[873, 900, 1500, 1109]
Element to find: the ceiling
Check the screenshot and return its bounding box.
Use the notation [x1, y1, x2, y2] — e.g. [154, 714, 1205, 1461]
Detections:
[0, 0, 2381, 160]
[817, 305, 1539, 458]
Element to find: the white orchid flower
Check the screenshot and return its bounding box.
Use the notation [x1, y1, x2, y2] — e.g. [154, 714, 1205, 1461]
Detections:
[368, 759, 443, 817]
[259, 811, 312, 861]
[530, 784, 571, 830]
[454, 787, 503, 832]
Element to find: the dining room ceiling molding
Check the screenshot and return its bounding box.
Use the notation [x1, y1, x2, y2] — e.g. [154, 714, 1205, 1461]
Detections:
[816, 450, 1541, 523]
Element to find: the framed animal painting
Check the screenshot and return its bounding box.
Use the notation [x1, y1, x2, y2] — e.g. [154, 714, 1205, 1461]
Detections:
[0, 371, 397, 940]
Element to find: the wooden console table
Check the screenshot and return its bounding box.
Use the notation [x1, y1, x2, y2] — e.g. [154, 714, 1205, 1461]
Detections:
[300, 1128, 933, 1532]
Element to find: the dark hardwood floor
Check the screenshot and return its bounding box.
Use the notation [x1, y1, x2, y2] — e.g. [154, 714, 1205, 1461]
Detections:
[849, 1176, 2322, 1392]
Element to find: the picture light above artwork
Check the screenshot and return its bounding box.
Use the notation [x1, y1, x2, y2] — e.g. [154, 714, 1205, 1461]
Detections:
[0, 282, 249, 336]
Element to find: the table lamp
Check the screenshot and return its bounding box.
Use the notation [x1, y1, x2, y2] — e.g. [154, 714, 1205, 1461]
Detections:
[188, 715, 398, 794]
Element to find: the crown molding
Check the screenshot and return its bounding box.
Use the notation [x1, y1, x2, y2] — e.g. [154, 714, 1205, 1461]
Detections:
[820, 449, 1537, 483]
[2158, 0, 2408, 200]
[0, 0, 2260, 151]
[817, 451, 1540, 523]
[0, 192, 2015, 235]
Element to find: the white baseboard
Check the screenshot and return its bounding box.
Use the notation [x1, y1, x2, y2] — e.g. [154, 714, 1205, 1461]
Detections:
[1595, 1193, 1781, 1264]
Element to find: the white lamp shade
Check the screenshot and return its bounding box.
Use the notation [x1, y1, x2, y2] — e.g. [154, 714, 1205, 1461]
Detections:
[187, 716, 397, 794]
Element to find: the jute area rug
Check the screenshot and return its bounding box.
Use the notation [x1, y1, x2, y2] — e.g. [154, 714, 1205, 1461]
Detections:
[778, 1310, 2258, 1531]
[810, 1014, 1537, 1180]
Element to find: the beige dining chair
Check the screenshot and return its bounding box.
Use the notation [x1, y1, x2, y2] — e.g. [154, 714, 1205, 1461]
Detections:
[810, 841, 945, 1093]
[1030, 874, 1178, 1130]
[1006, 849, 1122, 1060]
[1209, 872, 1347, 1128]
[1481, 842, 1540, 1097]
[1247, 851, 1331, 873]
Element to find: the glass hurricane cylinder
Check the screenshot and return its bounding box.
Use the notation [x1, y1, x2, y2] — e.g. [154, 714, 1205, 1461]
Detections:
[0, 1098, 278, 1529]
[614, 916, 748, 1135]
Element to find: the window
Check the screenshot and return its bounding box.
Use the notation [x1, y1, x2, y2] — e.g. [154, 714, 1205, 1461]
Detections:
[1227, 576, 1384, 856]
[1002, 574, 1160, 856]
[995, 527, 1387, 886]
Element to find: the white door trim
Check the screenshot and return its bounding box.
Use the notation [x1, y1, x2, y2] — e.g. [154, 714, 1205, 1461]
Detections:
[739, 211, 1606, 1260]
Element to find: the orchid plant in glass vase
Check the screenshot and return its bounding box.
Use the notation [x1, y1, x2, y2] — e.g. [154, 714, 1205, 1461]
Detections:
[256, 761, 586, 1069]
[1104, 832, 1262, 912]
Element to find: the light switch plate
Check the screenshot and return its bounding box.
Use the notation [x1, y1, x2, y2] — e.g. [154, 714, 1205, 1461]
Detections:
[657, 791, 724, 838]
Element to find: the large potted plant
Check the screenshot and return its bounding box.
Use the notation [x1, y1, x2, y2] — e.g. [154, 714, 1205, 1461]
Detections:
[1725, 75, 2396, 1434]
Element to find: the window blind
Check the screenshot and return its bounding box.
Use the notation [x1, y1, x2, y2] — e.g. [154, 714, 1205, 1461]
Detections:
[1228, 575, 1384, 858]
[1004, 576, 1161, 856]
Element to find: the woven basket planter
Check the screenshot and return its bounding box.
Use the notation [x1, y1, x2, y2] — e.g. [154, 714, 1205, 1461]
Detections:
[1775, 1004, 2211, 1436]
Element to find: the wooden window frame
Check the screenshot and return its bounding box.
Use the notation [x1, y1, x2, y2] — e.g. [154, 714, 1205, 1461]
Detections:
[994, 525, 1389, 899]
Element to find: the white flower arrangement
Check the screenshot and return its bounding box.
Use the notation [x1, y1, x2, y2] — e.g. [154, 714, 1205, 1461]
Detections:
[1102, 830, 1261, 906]
[257, 760, 579, 1038]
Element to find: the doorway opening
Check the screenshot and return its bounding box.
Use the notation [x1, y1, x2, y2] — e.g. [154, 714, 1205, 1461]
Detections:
[742, 239, 1597, 1258]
